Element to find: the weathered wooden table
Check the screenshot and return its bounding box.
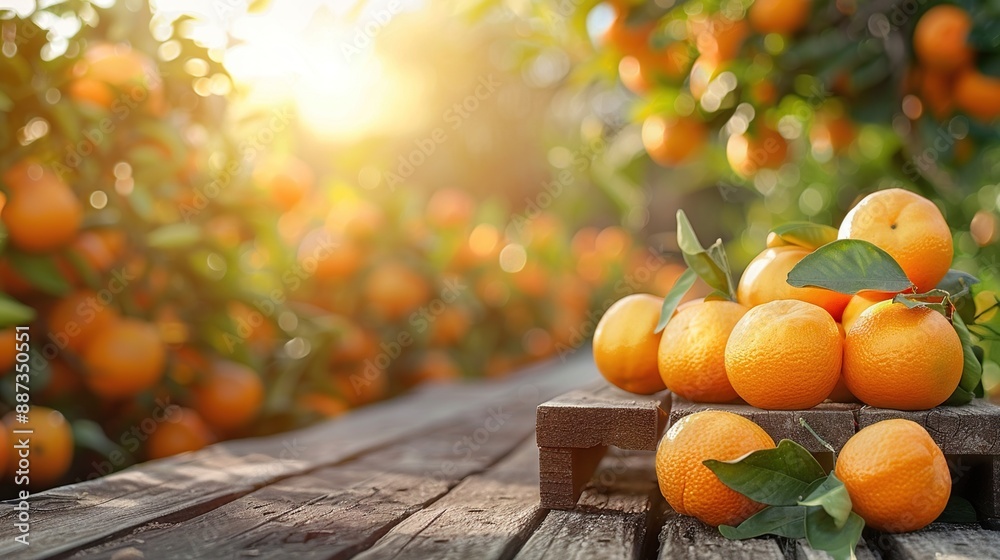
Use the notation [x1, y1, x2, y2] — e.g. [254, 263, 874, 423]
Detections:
[0, 350, 997, 559]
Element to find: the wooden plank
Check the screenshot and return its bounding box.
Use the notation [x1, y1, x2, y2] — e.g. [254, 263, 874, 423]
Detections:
[657, 511, 784, 560]
[72, 401, 545, 560]
[670, 398, 858, 453]
[536, 382, 671, 450]
[353, 439, 546, 560]
[792, 538, 881, 560]
[516, 449, 663, 560]
[538, 446, 607, 510]
[0, 353, 597, 559]
[857, 399, 1000, 454]
[877, 522, 1000, 559]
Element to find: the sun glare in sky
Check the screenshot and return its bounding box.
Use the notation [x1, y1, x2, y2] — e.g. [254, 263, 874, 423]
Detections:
[154, 0, 424, 141]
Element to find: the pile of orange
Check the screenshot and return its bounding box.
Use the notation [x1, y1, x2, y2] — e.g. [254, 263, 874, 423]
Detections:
[595, 187, 963, 411]
[592, 186, 969, 535]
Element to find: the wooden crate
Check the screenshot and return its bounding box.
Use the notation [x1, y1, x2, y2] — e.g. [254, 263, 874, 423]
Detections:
[536, 382, 1000, 518]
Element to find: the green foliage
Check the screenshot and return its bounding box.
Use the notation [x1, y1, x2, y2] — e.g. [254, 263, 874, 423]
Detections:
[769, 222, 838, 250]
[704, 439, 825, 506]
[786, 240, 913, 294]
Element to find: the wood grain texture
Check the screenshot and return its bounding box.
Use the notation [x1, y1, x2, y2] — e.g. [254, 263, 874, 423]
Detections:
[538, 445, 608, 510]
[516, 449, 663, 560]
[670, 399, 858, 453]
[792, 538, 881, 560]
[536, 382, 671, 450]
[657, 511, 784, 560]
[72, 401, 545, 560]
[0, 353, 597, 560]
[353, 440, 545, 560]
[857, 399, 1000, 454]
[878, 522, 1000, 559]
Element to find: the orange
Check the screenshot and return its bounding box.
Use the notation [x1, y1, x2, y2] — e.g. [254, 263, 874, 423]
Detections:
[364, 262, 431, 320]
[913, 5, 973, 73]
[694, 17, 749, 63]
[726, 125, 788, 176]
[227, 301, 277, 352]
[68, 229, 124, 273]
[0, 421, 6, 477]
[47, 290, 119, 352]
[82, 319, 165, 399]
[193, 360, 264, 432]
[749, 0, 811, 35]
[826, 323, 858, 403]
[657, 300, 747, 402]
[1, 162, 83, 253]
[593, 294, 667, 394]
[298, 393, 349, 418]
[835, 419, 950, 532]
[618, 43, 693, 93]
[146, 408, 215, 460]
[843, 301, 962, 410]
[725, 300, 842, 409]
[920, 69, 955, 120]
[334, 364, 388, 407]
[601, 7, 654, 56]
[329, 321, 378, 364]
[841, 292, 892, 333]
[955, 69, 1000, 122]
[737, 246, 852, 321]
[430, 306, 472, 346]
[810, 112, 856, 154]
[0, 328, 17, 374]
[642, 116, 708, 166]
[838, 188, 953, 292]
[69, 42, 164, 113]
[405, 350, 462, 387]
[4, 406, 74, 487]
[39, 359, 82, 400]
[253, 155, 314, 211]
[297, 229, 363, 281]
[427, 188, 475, 230]
[656, 410, 775, 527]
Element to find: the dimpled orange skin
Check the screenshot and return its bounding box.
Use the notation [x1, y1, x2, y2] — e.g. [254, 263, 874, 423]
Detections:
[841, 292, 893, 333]
[843, 301, 962, 410]
[737, 246, 852, 321]
[725, 300, 842, 410]
[835, 419, 951, 532]
[656, 410, 776, 527]
[658, 300, 747, 402]
[593, 294, 667, 394]
[838, 189, 953, 293]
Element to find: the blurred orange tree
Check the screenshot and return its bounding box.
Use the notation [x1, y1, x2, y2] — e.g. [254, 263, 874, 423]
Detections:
[0, 0, 689, 491]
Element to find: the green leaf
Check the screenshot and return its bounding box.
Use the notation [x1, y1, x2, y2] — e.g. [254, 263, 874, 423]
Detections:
[703, 439, 826, 506]
[655, 268, 697, 334]
[786, 239, 913, 295]
[6, 252, 71, 296]
[676, 210, 733, 298]
[0, 294, 34, 327]
[936, 269, 980, 299]
[952, 312, 984, 395]
[719, 505, 807, 540]
[935, 495, 979, 524]
[944, 383, 975, 406]
[805, 509, 864, 560]
[770, 222, 838, 250]
[798, 473, 852, 529]
[147, 223, 201, 249]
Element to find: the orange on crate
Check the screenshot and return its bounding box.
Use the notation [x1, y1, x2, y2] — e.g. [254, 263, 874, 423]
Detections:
[843, 301, 962, 410]
[593, 294, 667, 395]
[658, 299, 746, 403]
[725, 300, 842, 410]
[737, 246, 852, 321]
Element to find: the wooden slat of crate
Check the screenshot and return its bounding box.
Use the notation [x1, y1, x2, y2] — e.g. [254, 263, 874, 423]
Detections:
[535, 382, 670, 510]
[670, 398, 859, 453]
[536, 382, 671, 450]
